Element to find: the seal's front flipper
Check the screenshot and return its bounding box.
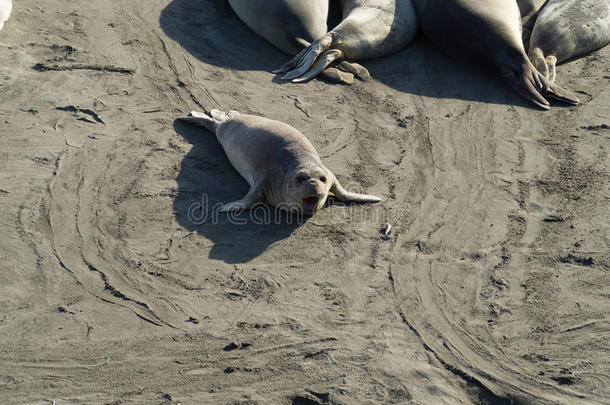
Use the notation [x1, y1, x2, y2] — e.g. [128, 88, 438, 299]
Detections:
[218, 181, 264, 213]
[329, 173, 381, 204]
[218, 199, 255, 212]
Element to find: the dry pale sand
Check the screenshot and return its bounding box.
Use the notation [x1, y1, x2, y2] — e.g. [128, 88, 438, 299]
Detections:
[1, 1, 609, 404]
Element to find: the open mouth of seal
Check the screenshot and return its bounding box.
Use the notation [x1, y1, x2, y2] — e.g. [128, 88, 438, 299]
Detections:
[302, 196, 319, 213]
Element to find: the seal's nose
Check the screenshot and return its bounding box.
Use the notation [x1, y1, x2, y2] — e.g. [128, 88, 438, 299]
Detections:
[303, 181, 320, 195]
[307, 178, 326, 192]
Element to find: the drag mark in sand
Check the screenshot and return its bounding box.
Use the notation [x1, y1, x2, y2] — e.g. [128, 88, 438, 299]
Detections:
[33, 62, 135, 74]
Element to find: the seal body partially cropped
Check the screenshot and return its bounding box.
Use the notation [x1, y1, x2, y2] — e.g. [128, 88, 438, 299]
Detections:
[228, 0, 363, 83]
[180, 110, 381, 215]
[277, 0, 418, 83]
[412, 0, 579, 109]
[516, 0, 548, 44]
[0, 0, 12, 31]
[228, 0, 328, 55]
[529, 0, 610, 83]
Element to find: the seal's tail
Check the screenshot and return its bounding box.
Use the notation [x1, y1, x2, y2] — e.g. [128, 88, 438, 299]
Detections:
[179, 109, 236, 133]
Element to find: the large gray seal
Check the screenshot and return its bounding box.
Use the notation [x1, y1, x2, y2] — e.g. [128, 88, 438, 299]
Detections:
[277, 0, 418, 83]
[228, 0, 362, 84]
[179, 109, 381, 215]
[528, 0, 610, 83]
[411, 0, 579, 109]
[228, 0, 328, 56]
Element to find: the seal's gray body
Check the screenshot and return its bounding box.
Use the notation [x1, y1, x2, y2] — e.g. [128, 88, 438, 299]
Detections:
[411, 0, 579, 109]
[212, 111, 326, 210]
[180, 110, 380, 215]
[529, 0, 610, 82]
[322, 0, 417, 61]
[228, 0, 328, 55]
[516, 0, 548, 44]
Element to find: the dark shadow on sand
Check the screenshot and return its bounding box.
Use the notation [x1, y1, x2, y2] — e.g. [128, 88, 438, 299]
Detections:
[172, 119, 304, 264]
[160, 0, 286, 73]
[365, 37, 541, 110]
[160, 0, 541, 109]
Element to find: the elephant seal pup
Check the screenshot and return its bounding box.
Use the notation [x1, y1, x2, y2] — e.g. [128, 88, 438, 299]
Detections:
[411, 0, 579, 109]
[179, 110, 381, 215]
[0, 0, 12, 31]
[277, 0, 418, 83]
[228, 0, 359, 84]
[529, 0, 610, 83]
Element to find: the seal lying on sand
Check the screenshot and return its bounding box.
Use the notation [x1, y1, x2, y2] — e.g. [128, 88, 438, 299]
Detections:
[277, 0, 418, 83]
[0, 0, 12, 31]
[179, 110, 381, 215]
[228, 0, 365, 84]
[228, 0, 328, 56]
[411, 0, 579, 109]
[528, 0, 610, 83]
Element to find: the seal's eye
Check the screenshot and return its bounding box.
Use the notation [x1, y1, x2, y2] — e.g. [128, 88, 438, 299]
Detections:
[296, 175, 308, 184]
[319, 176, 327, 183]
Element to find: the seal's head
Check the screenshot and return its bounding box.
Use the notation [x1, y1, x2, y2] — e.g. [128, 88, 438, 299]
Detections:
[287, 166, 331, 216]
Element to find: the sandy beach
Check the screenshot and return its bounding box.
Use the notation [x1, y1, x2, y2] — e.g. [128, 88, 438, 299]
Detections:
[1, 1, 609, 404]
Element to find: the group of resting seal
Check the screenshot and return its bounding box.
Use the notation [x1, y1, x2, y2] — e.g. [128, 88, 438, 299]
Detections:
[230, 0, 610, 110]
[179, 0, 609, 215]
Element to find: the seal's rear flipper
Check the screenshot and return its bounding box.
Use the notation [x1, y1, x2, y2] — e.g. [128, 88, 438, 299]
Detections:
[277, 37, 372, 84]
[529, 47, 550, 80]
[505, 64, 550, 110]
[529, 47, 560, 84]
[276, 34, 338, 82]
[506, 60, 579, 110]
[179, 111, 218, 133]
[180, 110, 239, 133]
[546, 56, 557, 83]
[545, 80, 579, 105]
[210, 109, 238, 122]
[336, 61, 371, 81]
[320, 68, 354, 85]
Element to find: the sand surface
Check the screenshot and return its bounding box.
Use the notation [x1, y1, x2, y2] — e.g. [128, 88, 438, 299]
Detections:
[1, 1, 609, 404]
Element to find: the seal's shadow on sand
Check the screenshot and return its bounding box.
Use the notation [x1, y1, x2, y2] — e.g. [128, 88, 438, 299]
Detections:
[159, 0, 535, 108]
[173, 120, 303, 264]
[160, 0, 284, 73]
